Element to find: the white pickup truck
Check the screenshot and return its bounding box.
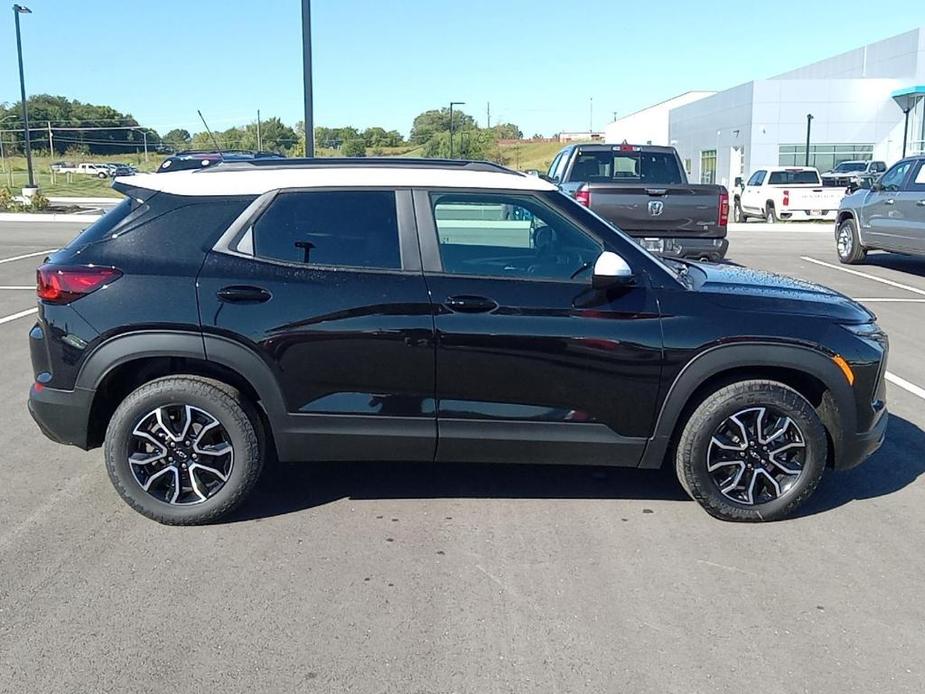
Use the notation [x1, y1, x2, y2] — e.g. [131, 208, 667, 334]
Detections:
[50, 162, 112, 179]
[734, 166, 847, 223]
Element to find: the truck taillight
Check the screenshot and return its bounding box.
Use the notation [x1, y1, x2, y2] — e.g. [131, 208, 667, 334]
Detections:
[576, 185, 591, 207]
[718, 191, 729, 227]
[782, 190, 790, 207]
[36, 265, 122, 304]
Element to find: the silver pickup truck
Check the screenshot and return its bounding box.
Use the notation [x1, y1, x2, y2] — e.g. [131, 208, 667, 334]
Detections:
[546, 143, 729, 261]
[835, 155, 925, 264]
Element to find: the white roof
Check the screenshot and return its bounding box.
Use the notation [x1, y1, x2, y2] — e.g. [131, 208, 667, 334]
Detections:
[116, 166, 557, 197]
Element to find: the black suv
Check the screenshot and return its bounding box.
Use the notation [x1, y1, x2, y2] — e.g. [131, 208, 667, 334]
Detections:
[28, 159, 888, 524]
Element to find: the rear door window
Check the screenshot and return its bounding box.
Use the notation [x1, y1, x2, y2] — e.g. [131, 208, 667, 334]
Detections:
[251, 190, 401, 269]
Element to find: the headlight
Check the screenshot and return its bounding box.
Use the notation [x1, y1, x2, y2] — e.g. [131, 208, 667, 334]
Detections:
[841, 321, 883, 338]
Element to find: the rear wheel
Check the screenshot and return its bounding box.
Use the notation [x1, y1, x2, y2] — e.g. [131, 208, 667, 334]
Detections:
[836, 217, 867, 265]
[765, 203, 779, 224]
[104, 376, 264, 525]
[675, 380, 827, 522]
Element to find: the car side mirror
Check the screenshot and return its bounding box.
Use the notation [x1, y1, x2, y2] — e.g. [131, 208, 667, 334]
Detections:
[870, 181, 882, 192]
[539, 173, 558, 185]
[592, 251, 634, 289]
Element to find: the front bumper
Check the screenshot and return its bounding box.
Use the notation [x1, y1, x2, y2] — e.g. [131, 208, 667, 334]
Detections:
[836, 406, 888, 470]
[28, 383, 94, 449]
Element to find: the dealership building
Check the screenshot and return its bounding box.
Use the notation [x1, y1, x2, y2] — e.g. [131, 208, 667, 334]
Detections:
[603, 27, 925, 189]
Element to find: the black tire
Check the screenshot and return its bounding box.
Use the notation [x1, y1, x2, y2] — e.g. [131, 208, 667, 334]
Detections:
[765, 203, 778, 224]
[97, 171, 108, 179]
[733, 199, 745, 223]
[836, 217, 867, 265]
[104, 375, 264, 525]
[675, 380, 827, 522]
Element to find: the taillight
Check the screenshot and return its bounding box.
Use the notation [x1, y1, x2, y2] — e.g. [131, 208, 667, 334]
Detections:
[718, 190, 729, 227]
[782, 190, 790, 207]
[36, 265, 122, 304]
[576, 185, 591, 207]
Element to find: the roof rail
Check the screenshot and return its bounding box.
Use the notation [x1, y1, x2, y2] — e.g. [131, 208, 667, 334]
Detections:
[204, 157, 521, 175]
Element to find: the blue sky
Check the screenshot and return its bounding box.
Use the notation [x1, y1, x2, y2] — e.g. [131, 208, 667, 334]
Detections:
[1, 0, 922, 137]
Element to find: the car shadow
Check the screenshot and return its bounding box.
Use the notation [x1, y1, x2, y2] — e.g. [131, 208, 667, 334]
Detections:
[796, 414, 925, 517]
[863, 252, 925, 279]
[226, 414, 924, 523]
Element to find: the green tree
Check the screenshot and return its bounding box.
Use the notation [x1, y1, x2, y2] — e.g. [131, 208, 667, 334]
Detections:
[422, 128, 496, 160]
[410, 108, 477, 144]
[362, 126, 404, 148]
[163, 128, 191, 148]
[489, 122, 523, 140]
[341, 139, 367, 157]
[0, 95, 151, 155]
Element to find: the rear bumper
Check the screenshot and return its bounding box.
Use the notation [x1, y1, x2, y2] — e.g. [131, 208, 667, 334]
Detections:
[28, 383, 94, 450]
[836, 407, 888, 470]
[658, 237, 729, 261]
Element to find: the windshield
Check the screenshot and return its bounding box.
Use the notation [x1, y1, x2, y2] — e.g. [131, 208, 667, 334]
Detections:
[569, 150, 684, 185]
[768, 170, 821, 185]
[833, 162, 866, 172]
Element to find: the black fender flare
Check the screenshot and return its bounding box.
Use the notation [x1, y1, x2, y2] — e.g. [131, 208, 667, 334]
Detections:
[638, 342, 856, 469]
[75, 330, 287, 422]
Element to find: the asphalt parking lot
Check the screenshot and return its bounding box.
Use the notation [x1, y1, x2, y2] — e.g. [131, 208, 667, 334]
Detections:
[0, 220, 923, 693]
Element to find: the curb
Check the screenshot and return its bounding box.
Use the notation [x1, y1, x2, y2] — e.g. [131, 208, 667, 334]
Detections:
[0, 212, 103, 223]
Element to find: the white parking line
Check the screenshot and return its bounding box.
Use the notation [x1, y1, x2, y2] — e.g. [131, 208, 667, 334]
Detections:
[853, 298, 925, 303]
[0, 307, 37, 325]
[0, 286, 34, 290]
[0, 249, 57, 265]
[801, 256, 925, 297]
[886, 372, 925, 401]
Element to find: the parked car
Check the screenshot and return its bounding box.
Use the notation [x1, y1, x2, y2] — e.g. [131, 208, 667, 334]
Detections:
[735, 167, 846, 222]
[107, 163, 138, 177]
[547, 143, 729, 261]
[28, 158, 888, 525]
[822, 160, 887, 190]
[52, 162, 113, 179]
[834, 155, 925, 264]
[156, 149, 285, 173]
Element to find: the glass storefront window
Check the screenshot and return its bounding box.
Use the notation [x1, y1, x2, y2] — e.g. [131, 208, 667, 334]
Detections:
[778, 143, 874, 172]
[700, 150, 716, 184]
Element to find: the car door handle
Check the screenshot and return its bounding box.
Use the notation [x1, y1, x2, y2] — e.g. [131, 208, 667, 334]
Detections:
[216, 285, 272, 304]
[917, 200, 925, 207]
[444, 295, 498, 313]
[884, 199, 895, 205]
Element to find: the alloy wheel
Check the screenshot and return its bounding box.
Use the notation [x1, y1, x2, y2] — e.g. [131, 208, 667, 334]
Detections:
[128, 404, 234, 505]
[837, 225, 853, 258]
[706, 406, 806, 505]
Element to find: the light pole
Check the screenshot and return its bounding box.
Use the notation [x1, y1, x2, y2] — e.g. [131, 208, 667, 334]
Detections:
[449, 101, 465, 158]
[804, 114, 814, 167]
[301, 0, 314, 157]
[13, 4, 34, 188]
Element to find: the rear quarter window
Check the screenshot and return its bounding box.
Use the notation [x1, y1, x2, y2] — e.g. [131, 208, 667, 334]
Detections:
[63, 193, 256, 269]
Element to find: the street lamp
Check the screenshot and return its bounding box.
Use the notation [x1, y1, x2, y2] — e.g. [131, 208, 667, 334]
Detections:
[449, 101, 465, 158]
[13, 4, 35, 189]
[804, 114, 814, 167]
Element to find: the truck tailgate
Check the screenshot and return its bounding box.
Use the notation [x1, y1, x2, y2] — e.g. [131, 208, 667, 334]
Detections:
[589, 185, 722, 236]
[785, 187, 845, 211]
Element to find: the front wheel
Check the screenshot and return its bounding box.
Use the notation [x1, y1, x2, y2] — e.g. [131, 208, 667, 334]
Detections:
[675, 380, 827, 522]
[733, 199, 745, 223]
[836, 218, 867, 265]
[104, 376, 264, 525]
[97, 171, 108, 179]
